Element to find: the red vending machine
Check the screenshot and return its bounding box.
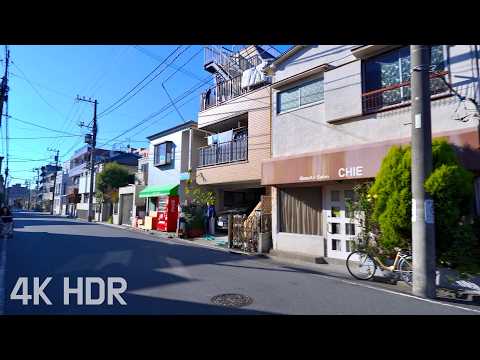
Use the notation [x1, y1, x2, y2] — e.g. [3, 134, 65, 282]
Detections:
[156, 195, 179, 232]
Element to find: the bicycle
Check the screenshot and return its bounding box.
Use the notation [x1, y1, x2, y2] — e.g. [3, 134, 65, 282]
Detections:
[346, 246, 413, 285]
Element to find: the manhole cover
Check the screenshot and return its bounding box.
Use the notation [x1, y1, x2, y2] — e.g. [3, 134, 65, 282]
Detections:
[211, 293, 253, 307]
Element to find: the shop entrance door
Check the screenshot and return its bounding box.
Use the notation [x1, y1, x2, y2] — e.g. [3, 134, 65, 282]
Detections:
[324, 184, 359, 260]
[121, 194, 133, 225]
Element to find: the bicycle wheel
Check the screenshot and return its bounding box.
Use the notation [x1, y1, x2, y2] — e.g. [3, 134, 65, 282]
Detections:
[346, 250, 377, 280]
[398, 256, 413, 286]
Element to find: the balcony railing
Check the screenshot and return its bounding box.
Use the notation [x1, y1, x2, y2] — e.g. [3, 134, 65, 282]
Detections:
[198, 138, 248, 167]
[362, 71, 449, 114]
[201, 75, 246, 111]
[204, 46, 262, 74]
[200, 73, 270, 111]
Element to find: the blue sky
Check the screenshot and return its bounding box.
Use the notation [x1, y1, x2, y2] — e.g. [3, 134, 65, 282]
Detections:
[2, 45, 291, 187]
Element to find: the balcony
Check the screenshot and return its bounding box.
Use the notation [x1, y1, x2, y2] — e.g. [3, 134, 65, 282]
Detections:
[362, 70, 449, 114]
[198, 138, 248, 167]
[204, 46, 263, 77]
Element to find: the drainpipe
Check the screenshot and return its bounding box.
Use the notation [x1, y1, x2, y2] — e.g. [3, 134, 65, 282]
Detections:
[188, 128, 193, 171]
[475, 45, 480, 107]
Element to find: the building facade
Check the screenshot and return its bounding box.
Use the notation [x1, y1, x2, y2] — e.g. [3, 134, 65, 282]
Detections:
[196, 45, 276, 218]
[53, 161, 71, 216]
[7, 183, 29, 209]
[262, 45, 480, 261]
[38, 164, 61, 212]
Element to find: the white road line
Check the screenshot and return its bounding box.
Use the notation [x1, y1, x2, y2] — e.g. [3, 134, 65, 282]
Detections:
[0, 235, 7, 315]
[312, 272, 480, 314]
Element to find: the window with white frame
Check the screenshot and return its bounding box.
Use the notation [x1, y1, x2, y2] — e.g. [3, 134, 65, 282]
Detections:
[277, 77, 324, 113]
[154, 141, 174, 167]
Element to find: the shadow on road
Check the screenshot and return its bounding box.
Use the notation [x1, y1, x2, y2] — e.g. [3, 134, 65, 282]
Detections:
[5, 212, 274, 315]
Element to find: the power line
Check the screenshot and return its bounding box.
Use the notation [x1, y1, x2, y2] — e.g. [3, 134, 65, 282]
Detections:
[97, 45, 183, 117]
[7, 115, 82, 135]
[97, 74, 213, 147]
[9, 72, 72, 98]
[132, 45, 204, 81]
[7, 135, 81, 140]
[88, 46, 130, 96]
[98, 46, 192, 119]
[11, 61, 68, 119]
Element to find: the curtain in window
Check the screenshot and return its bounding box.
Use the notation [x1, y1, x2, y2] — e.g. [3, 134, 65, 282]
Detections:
[430, 45, 447, 94]
[377, 51, 402, 105]
[365, 45, 447, 108]
[279, 187, 322, 235]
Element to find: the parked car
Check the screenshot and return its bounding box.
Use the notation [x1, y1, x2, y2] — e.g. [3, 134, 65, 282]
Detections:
[215, 207, 251, 232]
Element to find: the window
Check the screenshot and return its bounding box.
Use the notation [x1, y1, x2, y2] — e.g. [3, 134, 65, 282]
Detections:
[331, 190, 340, 202]
[332, 239, 341, 251]
[346, 240, 355, 252]
[363, 45, 448, 111]
[330, 222, 341, 234]
[277, 78, 324, 113]
[331, 206, 341, 217]
[344, 190, 356, 218]
[154, 141, 174, 166]
[346, 223, 356, 236]
[279, 187, 322, 235]
[344, 190, 356, 201]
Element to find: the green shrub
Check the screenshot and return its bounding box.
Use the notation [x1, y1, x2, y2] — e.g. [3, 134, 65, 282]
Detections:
[361, 138, 478, 271]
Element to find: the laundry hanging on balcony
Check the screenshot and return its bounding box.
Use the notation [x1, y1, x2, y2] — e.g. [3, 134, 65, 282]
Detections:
[207, 134, 218, 145]
[241, 59, 270, 89]
[217, 130, 233, 144]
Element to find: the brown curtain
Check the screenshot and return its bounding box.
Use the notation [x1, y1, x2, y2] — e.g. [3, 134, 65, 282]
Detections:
[279, 187, 322, 235]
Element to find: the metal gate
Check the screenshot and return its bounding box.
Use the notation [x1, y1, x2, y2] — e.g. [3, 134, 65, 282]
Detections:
[120, 194, 133, 225]
[231, 212, 271, 253]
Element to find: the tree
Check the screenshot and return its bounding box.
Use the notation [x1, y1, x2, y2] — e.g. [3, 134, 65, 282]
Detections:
[365, 139, 478, 269]
[184, 174, 216, 206]
[95, 162, 130, 205]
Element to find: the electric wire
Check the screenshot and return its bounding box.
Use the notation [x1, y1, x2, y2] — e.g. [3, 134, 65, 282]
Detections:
[97, 45, 184, 117]
[98, 46, 191, 119]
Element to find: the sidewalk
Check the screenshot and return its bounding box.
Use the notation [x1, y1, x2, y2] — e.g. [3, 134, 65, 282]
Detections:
[91, 220, 406, 286]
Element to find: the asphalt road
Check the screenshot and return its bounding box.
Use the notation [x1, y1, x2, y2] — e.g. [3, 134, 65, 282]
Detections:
[1, 211, 479, 315]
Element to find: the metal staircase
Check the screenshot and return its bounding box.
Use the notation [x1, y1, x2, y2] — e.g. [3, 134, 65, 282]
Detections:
[204, 45, 258, 81]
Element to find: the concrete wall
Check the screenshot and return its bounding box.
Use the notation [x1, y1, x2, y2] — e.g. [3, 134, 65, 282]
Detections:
[118, 185, 146, 226]
[196, 86, 271, 185]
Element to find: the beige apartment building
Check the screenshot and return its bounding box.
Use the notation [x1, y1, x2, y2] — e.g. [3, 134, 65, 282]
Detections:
[195, 45, 278, 215]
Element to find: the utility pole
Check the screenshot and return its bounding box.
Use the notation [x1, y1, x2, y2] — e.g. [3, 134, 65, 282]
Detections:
[0, 46, 9, 127]
[1, 46, 10, 206]
[77, 96, 97, 222]
[33, 167, 40, 211]
[48, 149, 60, 215]
[410, 45, 436, 299]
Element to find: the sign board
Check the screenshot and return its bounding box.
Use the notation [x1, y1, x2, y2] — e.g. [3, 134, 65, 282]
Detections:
[424, 199, 434, 224]
[179, 172, 190, 181]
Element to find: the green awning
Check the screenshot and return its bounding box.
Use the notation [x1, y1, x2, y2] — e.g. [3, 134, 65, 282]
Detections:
[138, 184, 179, 198]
